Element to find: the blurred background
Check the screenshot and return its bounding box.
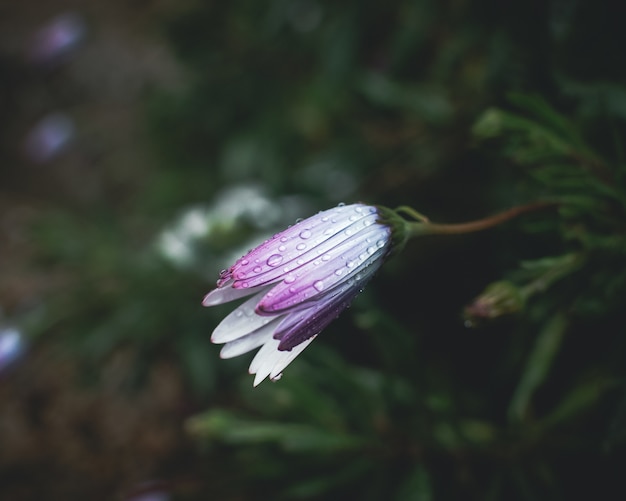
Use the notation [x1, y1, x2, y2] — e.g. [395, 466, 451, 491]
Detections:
[1, 0, 626, 499]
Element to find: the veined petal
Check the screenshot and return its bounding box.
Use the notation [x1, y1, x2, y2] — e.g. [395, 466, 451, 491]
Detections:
[257, 224, 391, 313]
[230, 204, 378, 287]
[249, 335, 316, 386]
[219, 319, 280, 359]
[236, 210, 383, 290]
[210, 287, 275, 343]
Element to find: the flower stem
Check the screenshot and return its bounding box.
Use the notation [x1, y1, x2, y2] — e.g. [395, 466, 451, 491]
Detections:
[407, 201, 557, 237]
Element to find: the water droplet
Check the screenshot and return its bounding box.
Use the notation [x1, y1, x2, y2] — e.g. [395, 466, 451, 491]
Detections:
[349, 214, 358, 221]
[284, 275, 295, 284]
[321, 216, 329, 222]
[296, 243, 306, 251]
[235, 310, 243, 318]
[289, 286, 297, 293]
[313, 280, 324, 291]
[278, 245, 286, 252]
[376, 239, 386, 248]
[344, 229, 352, 236]
[337, 202, 345, 207]
[296, 259, 304, 265]
[267, 254, 283, 267]
[322, 254, 331, 261]
[355, 206, 362, 213]
[299, 229, 311, 239]
[280, 236, 288, 242]
[241, 282, 250, 288]
[240, 259, 249, 265]
[295, 218, 304, 223]
[367, 246, 376, 255]
[335, 269, 343, 276]
[253, 266, 262, 273]
[346, 260, 355, 268]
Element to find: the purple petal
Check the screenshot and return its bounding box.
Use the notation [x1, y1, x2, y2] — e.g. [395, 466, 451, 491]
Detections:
[229, 204, 378, 288]
[273, 280, 364, 351]
[256, 224, 391, 313]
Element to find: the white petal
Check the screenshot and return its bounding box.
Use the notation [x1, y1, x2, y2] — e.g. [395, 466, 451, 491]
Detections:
[219, 320, 279, 359]
[249, 335, 316, 387]
[269, 335, 316, 380]
[202, 285, 261, 306]
[210, 288, 275, 343]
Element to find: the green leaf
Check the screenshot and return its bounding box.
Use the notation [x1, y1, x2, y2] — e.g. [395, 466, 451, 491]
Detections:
[186, 409, 367, 453]
[508, 312, 568, 423]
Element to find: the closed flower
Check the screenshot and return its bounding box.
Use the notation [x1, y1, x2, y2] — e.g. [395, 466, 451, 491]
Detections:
[203, 203, 400, 386]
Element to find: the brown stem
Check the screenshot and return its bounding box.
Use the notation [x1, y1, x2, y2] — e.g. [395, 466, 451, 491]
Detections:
[415, 201, 557, 236]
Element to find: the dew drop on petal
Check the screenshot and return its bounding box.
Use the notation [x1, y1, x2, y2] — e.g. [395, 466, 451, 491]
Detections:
[296, 243, 306, 251]
[241, 282, 250, 288]
[284, 275, 296, 284]
[334, 269, 343, 276]
[299, 229, 311, 239]
[240, 259, 249, 265]
[313, 280, 324, 291]
[280, 236, 288, 243]
[253, 266, 262, 273]
[278, 245, 286, 252]
[321, 254, 331, 261]
[337, 202, 345, 207]
[267, 254, 283, 267]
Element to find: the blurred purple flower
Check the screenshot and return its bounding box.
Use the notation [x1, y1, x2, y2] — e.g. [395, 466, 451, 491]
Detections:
[0, 327, 26, 373]
[28, 12, 86, 65]
[23, 113, 75, 163]
[203, 203, 397, 386]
